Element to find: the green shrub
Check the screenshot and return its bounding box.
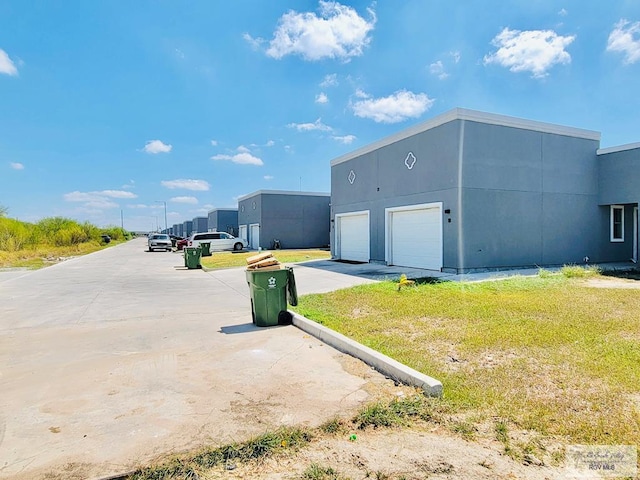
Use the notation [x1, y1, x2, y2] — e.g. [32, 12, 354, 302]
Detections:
[0, 217, 36, 251]
[560, 264, 601, 278]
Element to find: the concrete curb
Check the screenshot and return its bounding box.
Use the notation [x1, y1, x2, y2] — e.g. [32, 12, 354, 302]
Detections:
[291, 312, 443, 397]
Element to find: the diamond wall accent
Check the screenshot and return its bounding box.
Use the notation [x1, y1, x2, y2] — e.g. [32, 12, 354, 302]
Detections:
[348, 170, 356, 184]
[405, 152, 417, 170]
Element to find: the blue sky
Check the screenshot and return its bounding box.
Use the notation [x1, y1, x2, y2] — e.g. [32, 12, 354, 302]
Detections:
[1, 1, 639, 232]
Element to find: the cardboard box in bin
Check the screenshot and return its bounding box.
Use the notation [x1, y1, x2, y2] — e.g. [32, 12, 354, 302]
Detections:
[246, 252, 282, 270]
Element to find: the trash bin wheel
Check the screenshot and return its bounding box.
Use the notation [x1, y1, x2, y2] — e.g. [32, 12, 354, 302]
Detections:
[278, 311, 293, 325]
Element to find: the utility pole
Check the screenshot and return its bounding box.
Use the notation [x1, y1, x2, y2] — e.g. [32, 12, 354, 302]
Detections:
[120, 209, 124, 230]
[155, 200, 167, 233]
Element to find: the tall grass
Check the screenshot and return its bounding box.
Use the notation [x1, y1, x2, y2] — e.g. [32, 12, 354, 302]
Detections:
[0, 215, 131, 252]
[0, 214, 131, 267]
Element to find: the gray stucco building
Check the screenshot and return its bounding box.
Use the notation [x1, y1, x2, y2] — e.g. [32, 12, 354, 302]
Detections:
[207, 208, 239, 236]
[182, 220, 194, 238]
[330, 108, 640, 273]
[237, 190, 330, 250]
[192, 216, 208, 234]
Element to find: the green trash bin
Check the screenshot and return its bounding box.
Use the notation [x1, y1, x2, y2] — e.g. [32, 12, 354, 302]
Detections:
[184, 246, 202, 269]
[200, 242, 212, 257]
[245, 267, 298, 327]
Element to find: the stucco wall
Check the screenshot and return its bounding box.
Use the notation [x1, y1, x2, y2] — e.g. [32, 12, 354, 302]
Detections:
[208, 209, 238, 235]
[459, 121, 603, 270]
[238, 192, 330, 249]
[331, 121, 461, 267]
[329, 113, 626, 272]
[192, 217, 208, 234]
[598, 147, 640, 205]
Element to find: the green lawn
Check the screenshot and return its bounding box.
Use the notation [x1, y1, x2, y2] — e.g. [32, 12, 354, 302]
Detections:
[200, 248, 331, 269]
[293, 268, 640, 461]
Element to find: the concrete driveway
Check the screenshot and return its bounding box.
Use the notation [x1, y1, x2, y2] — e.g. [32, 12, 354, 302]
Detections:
[0, 238, 396, 480]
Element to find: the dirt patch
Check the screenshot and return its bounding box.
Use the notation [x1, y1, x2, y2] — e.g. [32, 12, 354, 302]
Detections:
[583, 277, 640, 289]
[196, 426, 564, 479]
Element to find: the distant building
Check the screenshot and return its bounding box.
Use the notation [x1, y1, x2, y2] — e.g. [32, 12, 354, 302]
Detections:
[207, 208, 238, 236]
[237, 190, 330, 250]
[192, 216, 208, 234]
[183, 220, 194, 238]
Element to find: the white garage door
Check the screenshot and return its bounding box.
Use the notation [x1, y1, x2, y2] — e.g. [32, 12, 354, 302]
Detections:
[388, 205, 442, 270]
[337, 212, 369, 262]
[250, 224, 260, 249]
[239, 225, 247, 243]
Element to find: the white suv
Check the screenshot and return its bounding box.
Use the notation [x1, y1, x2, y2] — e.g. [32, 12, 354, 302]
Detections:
[188, 232, 247, 251]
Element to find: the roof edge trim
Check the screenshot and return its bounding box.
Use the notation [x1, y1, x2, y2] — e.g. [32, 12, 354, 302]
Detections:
[330, 108, 601, 166]
[597, 142, 640, 155]
[237, 190, 331, 201]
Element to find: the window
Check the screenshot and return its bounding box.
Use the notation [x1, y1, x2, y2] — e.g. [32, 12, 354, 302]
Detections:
[611, 205, 624, 242]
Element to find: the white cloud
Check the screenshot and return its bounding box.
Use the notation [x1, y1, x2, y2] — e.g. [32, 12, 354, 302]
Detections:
[265, 140, 275, 147]
[121, 180, 135, 190]
[266, 1, 376, 61]
[161, 179, 211, 191]
[212, 145, 264, 165]
[64, 191, 96, 202]
[451, 51, 461, 63]
[558, 8, 568, 16]
[315, 92, 329, 103]
[320, 73, 338, 87]
[64, 190, 137, 202]
[264, 175, 274, 180]
[332, 134, 356, 144]
[210, 140, 218, 146]
[143, 139, 172, 154]
[352, 90, 434, 123]
[84, 199, 119, 209]
[212, 152, 264, 166]
[354, 88, 369, 99]
[170, 196, 199, 204]
[483, 27, 575, 78]
[127, 204, 149, 209]
[287, 118, 333, 132]
[10, 162, 24, 170]
[429, 60, 449, 80]
[0, 49, 18, 76]
[99, 190, 137, 199]
[243, 32, 264, 51]
[607, 19, 640, 64]
[63, 190, 124, 209]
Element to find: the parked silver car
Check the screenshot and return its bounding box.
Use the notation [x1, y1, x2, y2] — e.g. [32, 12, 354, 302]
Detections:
[148, 234, 172, 252]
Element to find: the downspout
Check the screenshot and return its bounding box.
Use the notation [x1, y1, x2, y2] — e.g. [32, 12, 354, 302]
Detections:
[457, 120, 465, 273]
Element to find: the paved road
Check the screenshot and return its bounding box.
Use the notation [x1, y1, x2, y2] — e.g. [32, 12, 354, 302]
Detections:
[0, 238, 394, 480]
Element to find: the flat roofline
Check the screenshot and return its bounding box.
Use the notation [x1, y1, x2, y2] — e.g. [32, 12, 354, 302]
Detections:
[237, 190, 330, 201]
[206, 207, 238, 213]
[597, 142, 640, 155]
[330, 107, 602, 166]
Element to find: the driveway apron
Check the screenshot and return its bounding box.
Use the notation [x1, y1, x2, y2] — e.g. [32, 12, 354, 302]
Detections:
[0, 238, 390, 480]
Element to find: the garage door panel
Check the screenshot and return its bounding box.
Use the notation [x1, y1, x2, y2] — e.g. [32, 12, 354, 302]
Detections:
[390, 207, 442, 270]
[338, 214, 369, 263]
